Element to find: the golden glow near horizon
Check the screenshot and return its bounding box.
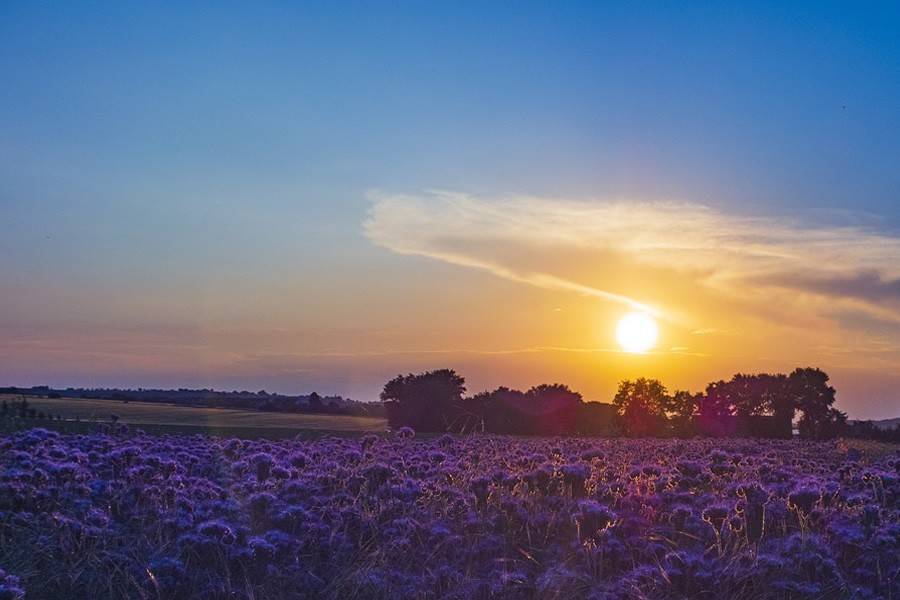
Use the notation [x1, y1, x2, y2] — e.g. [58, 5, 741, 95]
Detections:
[7, 190, 900, 419]
[616, 312, 659, 353]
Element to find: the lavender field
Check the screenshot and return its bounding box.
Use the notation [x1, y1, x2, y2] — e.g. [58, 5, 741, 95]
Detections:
[1, 428, 897, 599]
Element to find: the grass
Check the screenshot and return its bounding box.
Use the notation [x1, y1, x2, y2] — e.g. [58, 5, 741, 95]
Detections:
[0, 394, 387, 439]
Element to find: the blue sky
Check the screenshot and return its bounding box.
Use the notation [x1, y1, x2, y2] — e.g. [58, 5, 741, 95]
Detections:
[2, 3, 900, 417]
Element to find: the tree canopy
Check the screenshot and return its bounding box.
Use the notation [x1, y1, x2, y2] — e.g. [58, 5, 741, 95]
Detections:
[381, 366, 850, 439]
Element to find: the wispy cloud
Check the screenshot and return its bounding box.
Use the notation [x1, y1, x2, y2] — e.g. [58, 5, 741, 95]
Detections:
[365, 191, 900, 325]
[691, 328, 737, 336]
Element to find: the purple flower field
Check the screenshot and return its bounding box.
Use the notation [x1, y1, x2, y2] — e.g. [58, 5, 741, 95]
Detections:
[1, 428, 897, 599]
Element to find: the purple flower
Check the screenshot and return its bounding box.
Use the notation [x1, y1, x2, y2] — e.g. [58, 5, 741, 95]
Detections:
[249, 453, 275, 480]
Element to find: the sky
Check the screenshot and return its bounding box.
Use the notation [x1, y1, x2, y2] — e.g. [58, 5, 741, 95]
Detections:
[2, 2, 900, 419]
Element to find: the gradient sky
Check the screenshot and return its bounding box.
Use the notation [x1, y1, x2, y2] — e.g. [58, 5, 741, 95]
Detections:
[2, 3, 900, 418]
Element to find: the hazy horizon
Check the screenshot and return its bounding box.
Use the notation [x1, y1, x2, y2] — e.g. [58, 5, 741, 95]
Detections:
[3, 4, 900, 420]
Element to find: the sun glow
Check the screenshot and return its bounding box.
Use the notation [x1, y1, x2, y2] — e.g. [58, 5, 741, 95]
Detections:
[616, 312, 658, 353]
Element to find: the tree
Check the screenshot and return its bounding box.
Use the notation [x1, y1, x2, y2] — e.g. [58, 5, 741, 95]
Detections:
[701, 380, 737, 418]
[820, 407, 848, 438]
[665, 390, 702, 436]
[463, 387, 529, 434]
[459, 384, 583, 435]
[525, 384, 583, 435]
[613, 378, 669, 436]
[721, 372, 793, 419]
[380, 369, 466, 432]
[696, 374, 795, 437]
[575, 402, 620, 436]
[730, 373, 767, 417]
[790, 367, 842, 439]
[757, 373, 793, 420]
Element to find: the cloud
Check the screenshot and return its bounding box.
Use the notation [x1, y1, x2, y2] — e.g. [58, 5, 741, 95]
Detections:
[755, 271, 900, 304]
[364, 191, 900, 325]
[365, 191, 660, 314]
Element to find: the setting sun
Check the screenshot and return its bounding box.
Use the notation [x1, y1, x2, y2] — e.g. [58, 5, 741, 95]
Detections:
[616, 312, 658, 353]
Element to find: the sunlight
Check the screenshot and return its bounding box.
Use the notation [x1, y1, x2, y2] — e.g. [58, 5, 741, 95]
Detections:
[616, 311, 658, 353]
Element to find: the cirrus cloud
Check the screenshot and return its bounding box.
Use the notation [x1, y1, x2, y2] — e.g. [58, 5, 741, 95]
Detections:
[364, 191, 900, 327]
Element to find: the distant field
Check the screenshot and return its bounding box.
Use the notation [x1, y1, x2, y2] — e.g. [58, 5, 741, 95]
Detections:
[1, 394, 386, 438]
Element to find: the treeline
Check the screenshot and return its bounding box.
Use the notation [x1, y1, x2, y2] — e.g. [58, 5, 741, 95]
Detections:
[382, 371, 614, 436]
[381, 367, 858, 439]
[0, 386, 386, 418]
[845, 420, 900, 444]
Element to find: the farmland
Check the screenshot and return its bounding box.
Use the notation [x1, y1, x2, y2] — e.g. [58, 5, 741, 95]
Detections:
[0, 394, 386, 438]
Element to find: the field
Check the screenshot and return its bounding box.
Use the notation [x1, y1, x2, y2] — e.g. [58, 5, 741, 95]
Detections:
[1, 394, 386, 438]
[0, 429, 897, 599]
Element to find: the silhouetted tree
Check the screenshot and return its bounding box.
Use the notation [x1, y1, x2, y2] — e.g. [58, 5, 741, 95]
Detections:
[820, 407, 848, 438]
[665, 390, 702, 436]
[695, 374, 796, 437]
[790, 367, 842, 439]
[459, 384, 584, 435]
[574, 401, 620, 436]
[701, 380, 737, 418]
[524, 384, 583, 435]
[381, 369, 466, 432]
[758, 373, 794, 421]
[731, 373, 768, 416]
[613, 378, 669, 436]
[463, 387, 529, 434]
[376, 366, 845, 439]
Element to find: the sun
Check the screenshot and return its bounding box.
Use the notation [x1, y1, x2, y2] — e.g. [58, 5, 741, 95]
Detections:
[616, 312, 658, 353]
